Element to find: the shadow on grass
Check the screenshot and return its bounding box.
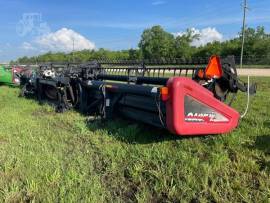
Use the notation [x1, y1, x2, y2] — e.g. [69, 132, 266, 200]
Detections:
[254, 135, 270, 155]
[0, 83, 21, 87]
[21, 94, 67, 112]
[263, 120, 270, 128]
[84, 117, 201, 145]
[252, 135, 270, 172]
[21, 93, 209, 145]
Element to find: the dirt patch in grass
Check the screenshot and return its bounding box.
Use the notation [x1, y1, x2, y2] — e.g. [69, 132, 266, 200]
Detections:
[4, 191, 36, 203]
[102, 172, 139, 203]
[31, 108, 56, 118]
[50, 120, 74, 132]
[0, 138, 8, 145]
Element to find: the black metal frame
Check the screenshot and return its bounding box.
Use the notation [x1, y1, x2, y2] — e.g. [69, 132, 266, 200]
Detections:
[19, 56, 256, 127]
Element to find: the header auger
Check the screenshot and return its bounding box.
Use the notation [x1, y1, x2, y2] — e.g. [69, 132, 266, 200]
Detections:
[18, 55, 256, 136]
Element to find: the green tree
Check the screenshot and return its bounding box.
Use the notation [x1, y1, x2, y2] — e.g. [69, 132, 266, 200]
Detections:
[138, 25, 175, 59]
[194, 41, 223, 57]
[174, 28, 199, 58]
[14, 25, 270, 65]
[128, 49, 142, 60]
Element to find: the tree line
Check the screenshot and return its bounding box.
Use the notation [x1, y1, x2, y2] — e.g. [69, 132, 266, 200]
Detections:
[14, 25, 270, 65]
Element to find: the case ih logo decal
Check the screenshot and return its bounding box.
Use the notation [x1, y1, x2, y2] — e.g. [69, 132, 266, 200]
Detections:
[184, 96, 229, 123]
[185, 111, 229, 123]
[185, 112, 216, 122]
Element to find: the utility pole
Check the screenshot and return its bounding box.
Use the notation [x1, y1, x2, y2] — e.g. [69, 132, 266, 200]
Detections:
[72, 38, 75, 63]
[240, 0, 248, 69]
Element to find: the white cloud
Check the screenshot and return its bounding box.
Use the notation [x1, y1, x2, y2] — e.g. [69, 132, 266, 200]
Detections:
[174, 27, 223, 47]
[152, 1, 166, 6]
[21, 42, 36, 50]
[191, 28, 223, 47]
[34, 28, 95, 52]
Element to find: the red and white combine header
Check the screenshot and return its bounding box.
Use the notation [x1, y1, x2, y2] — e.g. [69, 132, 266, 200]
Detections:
[19, 55, 256, 136]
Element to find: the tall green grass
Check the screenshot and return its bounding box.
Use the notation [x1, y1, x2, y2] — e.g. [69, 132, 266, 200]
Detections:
[0, 77, 269, 202]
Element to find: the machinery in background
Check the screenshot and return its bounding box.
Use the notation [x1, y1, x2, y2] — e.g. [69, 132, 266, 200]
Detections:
[0, 65, 28, 86]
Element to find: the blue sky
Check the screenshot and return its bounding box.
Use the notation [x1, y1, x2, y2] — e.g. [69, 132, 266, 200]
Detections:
[0, 0, 269, 61]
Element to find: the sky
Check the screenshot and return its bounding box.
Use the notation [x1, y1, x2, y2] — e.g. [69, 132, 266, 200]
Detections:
[0, 0, 269, 62]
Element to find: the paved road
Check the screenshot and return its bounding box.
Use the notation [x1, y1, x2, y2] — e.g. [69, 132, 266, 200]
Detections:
[237, 69, 270, 77]
[163, 69, 270, 77]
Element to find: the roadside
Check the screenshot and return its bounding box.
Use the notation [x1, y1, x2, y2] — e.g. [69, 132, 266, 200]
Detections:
[237, 68, 270, 77]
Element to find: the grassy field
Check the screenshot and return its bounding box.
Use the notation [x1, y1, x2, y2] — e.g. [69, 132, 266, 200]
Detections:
[0, 77, 269, 203]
